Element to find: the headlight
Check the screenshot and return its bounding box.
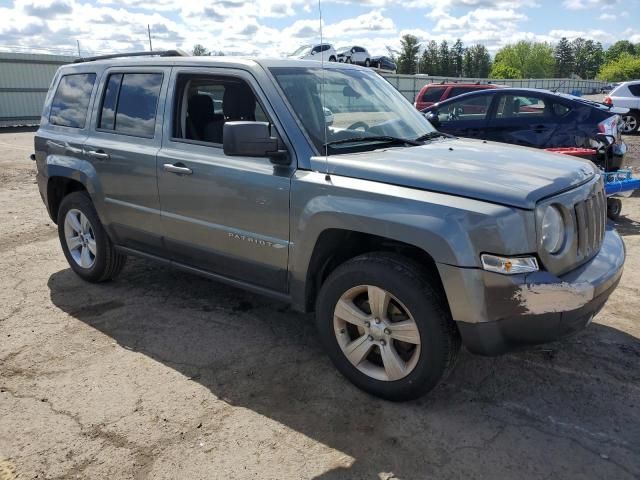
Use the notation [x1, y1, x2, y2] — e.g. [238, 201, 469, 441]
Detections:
[541, 205, 565, 254]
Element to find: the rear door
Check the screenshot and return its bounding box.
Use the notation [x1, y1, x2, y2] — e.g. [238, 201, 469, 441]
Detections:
[432, 93, 494, 139]
[156, 67, 293, 292]
[83, 66, 171, 255]
[485, 92, 565, 148]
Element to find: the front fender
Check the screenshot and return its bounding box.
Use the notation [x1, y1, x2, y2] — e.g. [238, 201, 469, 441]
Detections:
[289, 171, 536, 310]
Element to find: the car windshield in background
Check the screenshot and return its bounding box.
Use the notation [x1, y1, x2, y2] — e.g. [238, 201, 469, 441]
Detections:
[270, 67, 436, 154]
[289, 45, 311, 56]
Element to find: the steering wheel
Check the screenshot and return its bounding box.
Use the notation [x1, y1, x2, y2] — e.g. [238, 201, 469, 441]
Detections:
[347, 121, 370, 131]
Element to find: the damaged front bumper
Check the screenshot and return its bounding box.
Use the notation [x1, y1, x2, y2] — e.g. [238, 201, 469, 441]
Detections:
[438, 227, 625, 355]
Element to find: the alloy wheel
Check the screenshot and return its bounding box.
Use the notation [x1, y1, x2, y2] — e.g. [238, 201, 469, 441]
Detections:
[622, 115, 638, 133]
[64, 209, 97, 269]
[333, 285, 421, 381]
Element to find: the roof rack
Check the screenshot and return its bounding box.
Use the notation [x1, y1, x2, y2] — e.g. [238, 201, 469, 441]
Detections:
[73, 49, 189, 63]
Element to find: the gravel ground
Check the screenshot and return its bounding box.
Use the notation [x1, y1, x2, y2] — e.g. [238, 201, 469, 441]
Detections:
[1, 129, 639, 480]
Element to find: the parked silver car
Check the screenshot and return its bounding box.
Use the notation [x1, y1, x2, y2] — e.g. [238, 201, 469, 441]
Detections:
[34, 53, 625, 400]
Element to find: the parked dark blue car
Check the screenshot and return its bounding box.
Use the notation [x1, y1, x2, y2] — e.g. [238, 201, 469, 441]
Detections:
[423, 88, 628, 170]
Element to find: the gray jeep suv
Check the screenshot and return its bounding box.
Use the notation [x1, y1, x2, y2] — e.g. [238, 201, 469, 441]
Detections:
[34, 52, 625, 400]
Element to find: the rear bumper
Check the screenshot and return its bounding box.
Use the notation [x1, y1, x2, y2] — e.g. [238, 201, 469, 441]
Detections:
[438, 227, 625, 355]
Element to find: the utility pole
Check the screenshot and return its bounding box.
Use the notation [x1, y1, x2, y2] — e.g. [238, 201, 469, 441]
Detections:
[147, 25, 153, 51]
[76, 40, 81, 57]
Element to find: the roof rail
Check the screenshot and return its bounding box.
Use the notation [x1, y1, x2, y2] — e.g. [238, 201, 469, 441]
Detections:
[73, 49, 189, 63]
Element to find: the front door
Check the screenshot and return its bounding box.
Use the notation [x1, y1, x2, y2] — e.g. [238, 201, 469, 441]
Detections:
[83, 67, 170, 255]
[434, 93, 493, 139]
[156, 68, 293, 292]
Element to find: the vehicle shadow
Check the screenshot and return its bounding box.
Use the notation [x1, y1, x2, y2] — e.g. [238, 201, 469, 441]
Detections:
[609, 214, 640, 236]
[47, 258, 640, 479]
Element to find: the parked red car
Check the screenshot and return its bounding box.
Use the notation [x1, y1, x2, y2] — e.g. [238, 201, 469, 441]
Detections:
[414, 83, 499, 111]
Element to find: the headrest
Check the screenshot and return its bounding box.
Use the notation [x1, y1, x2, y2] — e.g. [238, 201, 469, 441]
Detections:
[223, 83, 256, 120]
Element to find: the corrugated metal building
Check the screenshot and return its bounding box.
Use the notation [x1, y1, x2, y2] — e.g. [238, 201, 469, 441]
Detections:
[0, 52, 74, 127]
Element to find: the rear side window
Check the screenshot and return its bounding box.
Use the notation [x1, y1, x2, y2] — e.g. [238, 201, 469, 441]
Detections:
[49, 73, 96, 128]
[98, 73, 163, 138]
[628, 84, 640, 96]
[422, 86, 446, 102]
[448, 87, 477, 98]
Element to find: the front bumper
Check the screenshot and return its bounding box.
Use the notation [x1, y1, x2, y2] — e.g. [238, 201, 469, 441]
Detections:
[438, 227, 625, 355]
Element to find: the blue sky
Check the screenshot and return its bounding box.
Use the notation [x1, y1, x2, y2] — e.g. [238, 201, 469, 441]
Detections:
[0, 0, 638, 57]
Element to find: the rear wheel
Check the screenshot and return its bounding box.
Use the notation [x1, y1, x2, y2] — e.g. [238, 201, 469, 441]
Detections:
[328, 56, 336, 62]
[315, 253, 460, 401]
[58, 191, 126, 282]
[622, 112, 639, 134]
[364, 59, 370, 67]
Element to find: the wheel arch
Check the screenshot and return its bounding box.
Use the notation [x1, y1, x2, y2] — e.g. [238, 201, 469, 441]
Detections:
[45, 159, 102, 224]
[298, 228, 447, 313]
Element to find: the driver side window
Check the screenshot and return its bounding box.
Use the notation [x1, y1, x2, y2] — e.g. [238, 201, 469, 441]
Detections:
[438, 95, 492, 124]
[172, 74, 271, 146]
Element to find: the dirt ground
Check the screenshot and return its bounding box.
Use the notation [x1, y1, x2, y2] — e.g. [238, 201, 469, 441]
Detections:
[1, 129, 639, 480]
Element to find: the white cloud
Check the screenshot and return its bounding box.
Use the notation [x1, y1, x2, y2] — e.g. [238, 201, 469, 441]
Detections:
[598, 12, 616, 20]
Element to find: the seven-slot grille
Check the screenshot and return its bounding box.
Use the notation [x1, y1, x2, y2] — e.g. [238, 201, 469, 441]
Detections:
[574, 183, 606, 261]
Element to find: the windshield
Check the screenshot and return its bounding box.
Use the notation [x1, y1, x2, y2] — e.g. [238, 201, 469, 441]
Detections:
[290, 45, 311, 57]
[270, 67, 436, 154]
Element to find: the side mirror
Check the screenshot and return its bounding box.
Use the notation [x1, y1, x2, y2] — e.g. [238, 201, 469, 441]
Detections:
[223, 121, 289, 165]
[426, 111, 439, 127]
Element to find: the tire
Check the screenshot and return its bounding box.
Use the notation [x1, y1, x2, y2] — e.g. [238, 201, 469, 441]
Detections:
[57, 191, 127, 282]
[315, 252, 460, 401]
[607, 198, 622, 220]
[328, 56, 336, 62]
[364, 59, 370, 67]
[621, 112, 639, 134]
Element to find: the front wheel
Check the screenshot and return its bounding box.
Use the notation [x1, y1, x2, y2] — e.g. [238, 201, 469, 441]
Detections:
[315, 253, 460, 401]
[364, 59, 370, 67]
[328, 56, 336, 62]
[58, 191, 127, 282]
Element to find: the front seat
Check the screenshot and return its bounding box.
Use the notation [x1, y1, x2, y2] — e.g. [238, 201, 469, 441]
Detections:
[186, 94, 221, 141]
[204, 83, 257, 143]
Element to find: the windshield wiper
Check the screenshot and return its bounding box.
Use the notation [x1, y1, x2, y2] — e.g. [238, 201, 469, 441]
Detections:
[414, 131, 455, 142]
[324, 135, 422, 148]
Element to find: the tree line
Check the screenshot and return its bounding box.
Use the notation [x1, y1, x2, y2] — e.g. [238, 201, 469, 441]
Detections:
[391, 35, 640, 81]
[192, 36, 640, 81]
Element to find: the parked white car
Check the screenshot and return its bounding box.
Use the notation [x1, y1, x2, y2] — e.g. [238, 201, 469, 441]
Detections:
[605, 80, 640, 134]
[336, 46, 372, 67]
[288, 44, 337, 62]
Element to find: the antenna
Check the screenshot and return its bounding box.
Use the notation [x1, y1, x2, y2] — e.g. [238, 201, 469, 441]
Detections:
[318, 0, 330, 181]
[147, 24, 153, 51]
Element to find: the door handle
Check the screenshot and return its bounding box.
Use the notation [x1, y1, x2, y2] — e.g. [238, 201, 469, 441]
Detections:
[85, 150, 110, 160]
[163, 163, 193, 175]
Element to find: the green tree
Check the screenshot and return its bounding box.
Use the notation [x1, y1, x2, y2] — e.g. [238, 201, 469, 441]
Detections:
[493, 41, 555, 78]
[438, 40, 450, 76]
[605, 40, 636, 63]
[554, 37, 574, 78]
[598, 52, 640, 81]
[396, 34, 420, 74]
[572, 38, 604, 79]
[419, 40, 439, 75]
[463, 44, 491, 77]
[450, 39, 464, 77]
[192, 44, 210, 56]
[491, 63, 521, 79]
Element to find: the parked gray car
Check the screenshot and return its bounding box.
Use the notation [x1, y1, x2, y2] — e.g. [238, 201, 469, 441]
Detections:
[34, 53, 625, 400]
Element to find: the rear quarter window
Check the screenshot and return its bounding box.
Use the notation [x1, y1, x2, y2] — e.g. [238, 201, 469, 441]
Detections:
[49, 73, 96, 128]
[421, 86, 446, 102]
[628, 84, 640, 96]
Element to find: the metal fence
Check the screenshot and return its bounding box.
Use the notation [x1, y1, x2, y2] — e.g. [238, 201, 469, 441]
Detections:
[0, 52, 74, 127]
[380, 73, 608, 102]
[0, 52, 609, 127]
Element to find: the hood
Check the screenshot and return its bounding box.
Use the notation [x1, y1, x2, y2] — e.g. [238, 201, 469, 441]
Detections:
[311, 138, 596, 209]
